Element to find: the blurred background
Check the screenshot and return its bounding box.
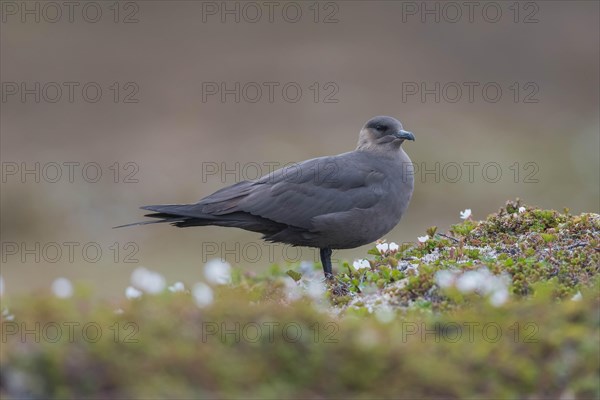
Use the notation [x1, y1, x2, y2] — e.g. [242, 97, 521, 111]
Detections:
[1, 1, 598, 297]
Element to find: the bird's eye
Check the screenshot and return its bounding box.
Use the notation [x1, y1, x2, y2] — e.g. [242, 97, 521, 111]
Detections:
[375, 125, 385, 131]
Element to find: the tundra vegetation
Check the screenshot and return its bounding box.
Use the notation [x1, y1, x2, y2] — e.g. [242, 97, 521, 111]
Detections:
[1, 200, 598, 399]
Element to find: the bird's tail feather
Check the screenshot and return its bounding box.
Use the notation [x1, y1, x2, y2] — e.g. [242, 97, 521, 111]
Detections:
[113, 218, 179, 229]
[113, 204, 196, 229]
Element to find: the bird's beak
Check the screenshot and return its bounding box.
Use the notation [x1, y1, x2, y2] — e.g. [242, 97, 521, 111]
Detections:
[394, 130, 415, 141]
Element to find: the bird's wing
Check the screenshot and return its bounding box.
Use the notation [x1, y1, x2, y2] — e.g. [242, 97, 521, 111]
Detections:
[213, 153, 387, 229]
[143, 153, 388, 230]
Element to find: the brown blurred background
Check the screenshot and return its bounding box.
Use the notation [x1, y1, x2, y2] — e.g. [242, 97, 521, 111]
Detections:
[1, 1, 598, 297]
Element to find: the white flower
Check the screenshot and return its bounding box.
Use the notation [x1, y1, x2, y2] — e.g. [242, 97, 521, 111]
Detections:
[451, 267, 511, 307]
[417, 235, 429, 243]
[299, 261, 314, 274]
[51, 278, 73, 298]
[204, 259, 232, 285]
[131, 267, 166, 294]
[375, 305, 395, 324]
[168, 282, 185, 293]
[2, 308, 14, 321]
[571, 291, 582, 301]
[376, 243, 389, 254]
[377, 242, 399, 254]
[518, 206, 526, 213]
[456, 270, 480, 293]
[460, 209, 472, 220]
[125, 286, 142, 299]
[283, 277, 303, 302]
[434, 270, 456, 288]
[489, 287, 509, 307]
[192, 282, 214, 308]
[306, 279, 326, 300]
[352, 259, 370, 270]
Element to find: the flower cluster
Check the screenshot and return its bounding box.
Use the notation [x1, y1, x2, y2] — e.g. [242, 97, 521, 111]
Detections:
[435, 267, 511, 307]
[122, 259, 233, 308]
[376, 242, 399, 255]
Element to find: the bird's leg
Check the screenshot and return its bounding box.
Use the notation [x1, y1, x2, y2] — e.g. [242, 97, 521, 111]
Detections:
[320, 247, 334, 280]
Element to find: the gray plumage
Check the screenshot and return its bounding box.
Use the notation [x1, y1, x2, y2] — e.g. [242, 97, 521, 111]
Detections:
[117, 116, 415, 278]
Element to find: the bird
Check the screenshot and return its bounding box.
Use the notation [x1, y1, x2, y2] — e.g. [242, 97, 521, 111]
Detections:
[117, 116, 415, 279]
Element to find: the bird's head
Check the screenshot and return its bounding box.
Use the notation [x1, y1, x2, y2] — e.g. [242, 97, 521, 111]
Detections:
[357, 116, 415, 152]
